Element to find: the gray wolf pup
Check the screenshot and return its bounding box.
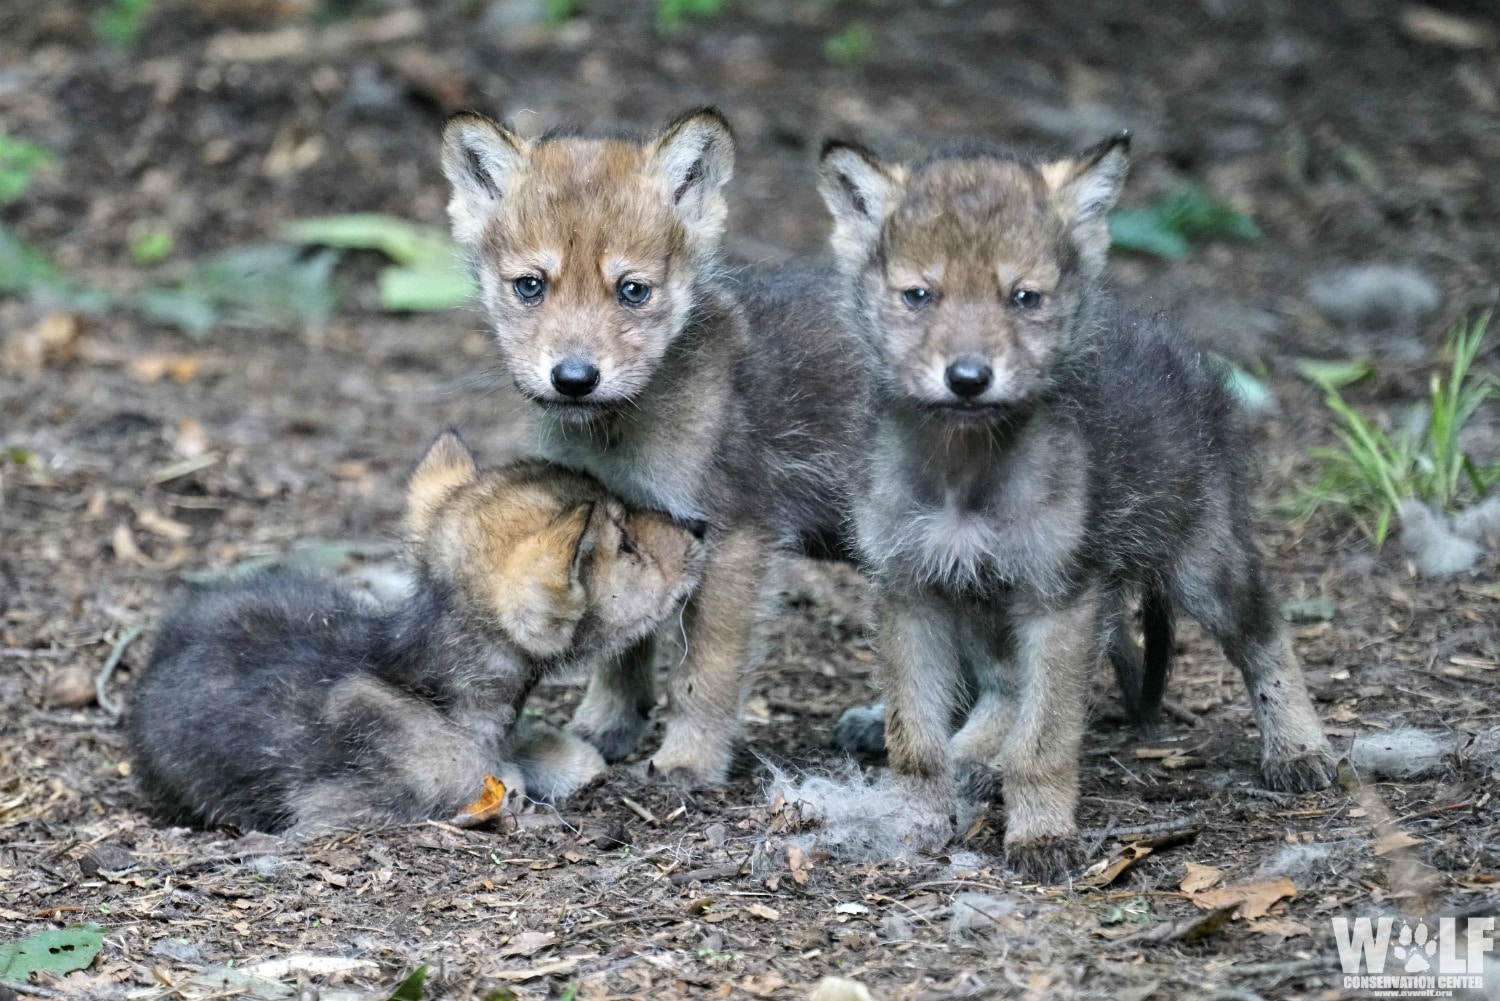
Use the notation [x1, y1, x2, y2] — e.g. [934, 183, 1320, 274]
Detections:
[128, 433, 706, 833]
[817, 134, 1335, 881]
[440, 108, 867, 783]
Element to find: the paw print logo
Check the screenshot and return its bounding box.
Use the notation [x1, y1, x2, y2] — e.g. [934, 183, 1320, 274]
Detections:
[1391, 920, 1437, 974]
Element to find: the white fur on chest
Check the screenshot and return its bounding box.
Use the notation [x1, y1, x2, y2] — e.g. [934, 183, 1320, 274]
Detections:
[858, 421, 1085, 599]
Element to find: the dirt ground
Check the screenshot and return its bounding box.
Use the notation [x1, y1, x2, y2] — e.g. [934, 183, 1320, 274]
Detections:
[2, 0, 1499, 998]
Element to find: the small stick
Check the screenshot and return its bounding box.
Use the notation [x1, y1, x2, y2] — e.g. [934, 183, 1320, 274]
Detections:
[620, 796, 657, 825]
[1162, 700, 1200, 727]
[668, 862, 744, 887]
[1081, 816, 1201, 842]
[0, 647, 66, 659]
[95, 625, 143, 717]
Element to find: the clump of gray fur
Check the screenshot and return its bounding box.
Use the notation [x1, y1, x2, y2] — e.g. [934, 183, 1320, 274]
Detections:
[766, 761, 934, 862]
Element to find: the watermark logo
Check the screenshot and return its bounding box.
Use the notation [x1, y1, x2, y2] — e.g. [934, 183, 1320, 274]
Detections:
[1334, 916, 1494, 997]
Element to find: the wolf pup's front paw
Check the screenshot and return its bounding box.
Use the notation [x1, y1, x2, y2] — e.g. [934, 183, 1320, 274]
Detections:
[1004, 835, 1082, 884]
[1261, 746, 1337, 793]
[833, 703, 887, 757]
[648, 726, 734, 787]
[568, 711, 650, 764]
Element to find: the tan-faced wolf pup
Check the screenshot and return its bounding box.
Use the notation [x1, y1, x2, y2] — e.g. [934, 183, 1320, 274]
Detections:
[817, 134, 1336, 882]
[128, 433, 706, 834]
[439, 108, 868, 783]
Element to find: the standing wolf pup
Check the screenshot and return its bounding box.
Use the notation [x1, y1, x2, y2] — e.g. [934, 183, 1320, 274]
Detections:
[817, 135, 1335, 881]
[129, 434, 705, 833]
[440, 108, 867, 782]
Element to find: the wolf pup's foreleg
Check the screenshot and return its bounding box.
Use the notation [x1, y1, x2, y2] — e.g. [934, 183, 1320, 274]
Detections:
[997, 591, 1099, 883]
[569, 635, 658, 762]
[877, 587, 965, 852]
[648, 527, 771, 784]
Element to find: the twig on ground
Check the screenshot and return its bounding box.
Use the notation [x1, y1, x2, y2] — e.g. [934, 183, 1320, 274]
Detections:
[621, 796, 657, 825]
[0, 647, 66, 659]
[1081, 816, 1202, 842]
[668, 861, 744, 886]
[1163, 700, 1201, 727]
[95, 625, 143, 717]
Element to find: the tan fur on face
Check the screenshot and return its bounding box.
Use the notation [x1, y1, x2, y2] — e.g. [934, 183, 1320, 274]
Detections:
[405, 436, 706, 662]
[441, 109, 734, 409]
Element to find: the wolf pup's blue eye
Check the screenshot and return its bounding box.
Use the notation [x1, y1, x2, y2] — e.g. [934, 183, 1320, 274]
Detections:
[1011, 288, 1043, 310]
[617, 280, 651, 307]
[902, 287, 932, 309]
[514, 276, 545, 303]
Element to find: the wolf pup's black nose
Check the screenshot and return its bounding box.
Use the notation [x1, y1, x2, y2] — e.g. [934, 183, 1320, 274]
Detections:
[551, 359, 601, 398]
[944, 357, 992, 399]
[683, 519, 709, 540]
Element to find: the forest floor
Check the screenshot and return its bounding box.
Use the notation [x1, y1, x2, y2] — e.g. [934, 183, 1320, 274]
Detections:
[1, 0, 1498, 998]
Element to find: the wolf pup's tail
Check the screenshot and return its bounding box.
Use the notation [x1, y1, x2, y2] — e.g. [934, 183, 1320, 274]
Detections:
[1110, 587, 1175, 725]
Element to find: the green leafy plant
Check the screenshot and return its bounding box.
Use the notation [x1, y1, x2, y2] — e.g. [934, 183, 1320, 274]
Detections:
[545, 0, 575, 24]
[0, 135, 52, 205]
[129, 231, 173, 267]
[134, 244, 338, 338]
[658, 0, 725, 33]
[1300, 314, 1498, 545]
[280, 214, 475, 313]
[388, 965, 427, 1001]
[97, 0, 153, 47]
[0, 925, 104, 985]
[825, 22, 873, 64]
[1109, 187, 1260, 259]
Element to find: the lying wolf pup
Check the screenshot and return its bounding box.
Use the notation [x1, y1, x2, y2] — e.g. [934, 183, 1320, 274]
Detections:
[128, 433, 706, 833]
[817, 134, 1335, 881]
[440, 108, 867, 783]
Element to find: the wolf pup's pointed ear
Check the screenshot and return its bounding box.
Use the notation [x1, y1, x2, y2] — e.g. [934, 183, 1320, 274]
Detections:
[1040, 132, 1130, 273]
[556, 502, 600, 586]
[817, 140, 905, 268]
[441, 112, 527, 248]
[407, 430, 479, 541]
[647, 108, 735, 249]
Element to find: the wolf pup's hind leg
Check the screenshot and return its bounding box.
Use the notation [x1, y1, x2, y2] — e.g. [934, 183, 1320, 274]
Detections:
[1172, 543, 1334, 791]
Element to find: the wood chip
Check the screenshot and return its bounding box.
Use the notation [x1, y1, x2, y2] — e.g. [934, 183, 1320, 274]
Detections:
[745, 903, 780, 921]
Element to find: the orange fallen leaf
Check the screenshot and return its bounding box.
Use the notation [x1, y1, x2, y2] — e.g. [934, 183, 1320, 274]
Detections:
[787, 841, 810, 886]
[1080, 841, 1154, 888]
[448, 774, 507, 828]
[1179, 862, 1225, 894]
[1190, 877, 1296, 920]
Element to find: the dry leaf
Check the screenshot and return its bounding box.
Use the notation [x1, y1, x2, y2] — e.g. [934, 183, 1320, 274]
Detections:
[492, 957, 578, 982]
[498, 931, 554, 958]
[112, 522, 151, 566]
[129, 354, 201, 383]
[138, 509, 192, 542]
[1373, 830, 1421, 856]
[448, 774, 508, 828]
[2, 313, 82, 376]
[44, 666, 96, 709]
[787, 842, 810, 885]
[741, 973, 786, 998]
[1179, 862, 1225, 894]
[1248, 917, 1312, 939]
[1134, 748, 1177, 759]
[1080, 841, 1153, 887]
[745, 903, 780, 921]
[1190, 877, 1296, 919]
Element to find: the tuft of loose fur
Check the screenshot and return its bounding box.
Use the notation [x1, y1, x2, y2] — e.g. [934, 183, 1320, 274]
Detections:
[128, 433, 706, 834]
